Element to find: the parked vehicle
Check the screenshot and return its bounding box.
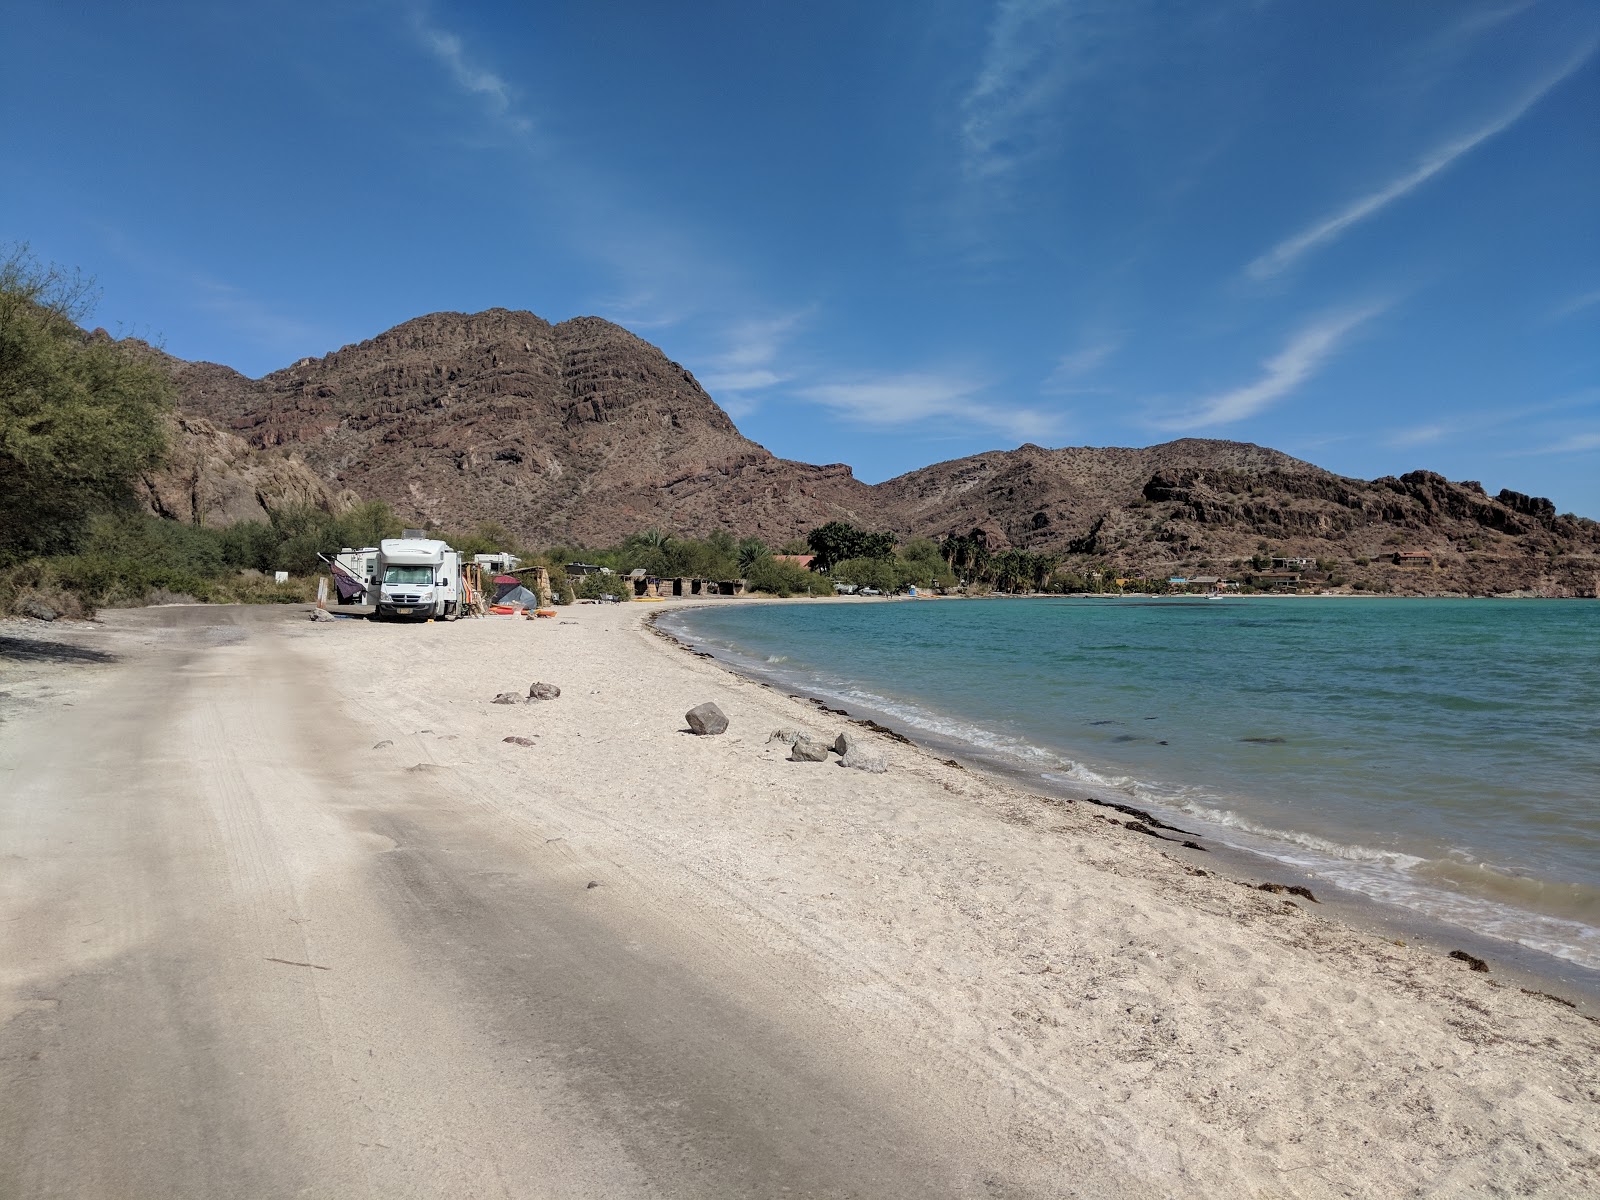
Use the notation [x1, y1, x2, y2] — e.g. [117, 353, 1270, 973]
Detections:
[372, 533, 465, 620]
[329, 546, 380, 603]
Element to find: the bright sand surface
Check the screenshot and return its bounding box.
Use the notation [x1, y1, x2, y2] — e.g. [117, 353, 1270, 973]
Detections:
[329, 597, 1599, 1195]
[4, 597, 1598, 1197]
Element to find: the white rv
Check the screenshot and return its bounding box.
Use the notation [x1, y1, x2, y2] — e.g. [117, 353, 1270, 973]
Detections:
[330, 546, 380, 603]
[373, 533, 465, 620]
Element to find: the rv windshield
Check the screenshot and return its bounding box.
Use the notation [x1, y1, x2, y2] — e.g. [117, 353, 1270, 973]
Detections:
[384, 565, 433, 586]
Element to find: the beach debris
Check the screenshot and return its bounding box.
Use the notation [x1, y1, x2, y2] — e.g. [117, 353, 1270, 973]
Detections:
[265, 957, 331, 971]
[767, 729, 810, 745]
[839, 745, 888, 773]
[1240, 736, 1287, 744]
[1256, 882, 1318, 902]
[502, 736, 535, 747]
[858, 719, 913, 744]
[20, 598, 58, 622]
[586, 880, 600, 889]
[1519, 987, 1576, 1008]
[527, 681, 561, 701]
[371, 739, 393, 749]
[1079, 795, 1199, 837]
[308, 607, 336, 622]
[685, 702, 729, 735]
[1449, 949, 1490, 973]
[789, 737, 831, 762]
[491, 692, 522, 705]
[943, 758, 964, 769]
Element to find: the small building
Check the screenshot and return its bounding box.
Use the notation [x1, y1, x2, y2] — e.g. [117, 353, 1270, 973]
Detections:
[1168, 576, 1188, 586]
[1252, 570, 1302, 590]
[1394, 550, 1434, 566]
[566, 562, 609, 577]
[1272, 556, 1312, 570]
[774, 554, 816, 570]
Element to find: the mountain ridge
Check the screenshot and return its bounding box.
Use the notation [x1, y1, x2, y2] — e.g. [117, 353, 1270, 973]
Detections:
[155, 308, 1600, 596]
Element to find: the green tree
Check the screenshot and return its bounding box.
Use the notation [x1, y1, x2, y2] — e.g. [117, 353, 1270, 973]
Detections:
[1, 246, 173, 560]
[737, 536, 770, 575]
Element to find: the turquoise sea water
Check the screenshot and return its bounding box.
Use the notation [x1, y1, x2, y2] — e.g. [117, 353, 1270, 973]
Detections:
[660, 598, 1600, 970]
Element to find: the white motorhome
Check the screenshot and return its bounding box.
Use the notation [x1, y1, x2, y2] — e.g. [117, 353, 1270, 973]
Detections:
[373, 532, 465, 620]
[330, 546, 380, 603]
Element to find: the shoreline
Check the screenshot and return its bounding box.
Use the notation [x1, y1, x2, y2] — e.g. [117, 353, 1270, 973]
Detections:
[649, 595, 1600, 1009]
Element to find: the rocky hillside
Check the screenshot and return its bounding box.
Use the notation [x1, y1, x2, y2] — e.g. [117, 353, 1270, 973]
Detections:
[172, 310, 875, 545]
[163, 308, 1600, 597]
[878, 444, 1600, 596]
[139, 412, 349, 527]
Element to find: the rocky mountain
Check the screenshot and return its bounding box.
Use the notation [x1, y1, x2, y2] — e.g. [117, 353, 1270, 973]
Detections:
[172, 309, 876, 546]
[162, 308, 1600, 597]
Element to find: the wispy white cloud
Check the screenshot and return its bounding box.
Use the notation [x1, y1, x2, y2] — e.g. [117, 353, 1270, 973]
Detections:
[959, 0, 1110, 183]
[1516, 431, 1600, 455]
[1247, 41, 1598, 280]
[403, 2, 532, 136]
[698, 310, 814, 397]
[1386, 423, 1452, 449]
[1042, 336, 1120, 391]
[800, 372, 1061, 441]
[1551, 288, 1600, 320]
[1153, 305, 1386, 431]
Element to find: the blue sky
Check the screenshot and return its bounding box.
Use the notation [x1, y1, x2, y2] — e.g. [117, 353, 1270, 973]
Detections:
[5, 1, 1598, 514]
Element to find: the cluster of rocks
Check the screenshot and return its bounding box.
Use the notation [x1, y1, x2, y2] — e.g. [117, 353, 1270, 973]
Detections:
[769, 728, 887, 772]
[683, 701, 889, 772]
[492, 682, 561, 704]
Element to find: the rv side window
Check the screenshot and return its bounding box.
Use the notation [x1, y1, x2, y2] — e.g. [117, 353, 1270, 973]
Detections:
[384, 565, 433, 585]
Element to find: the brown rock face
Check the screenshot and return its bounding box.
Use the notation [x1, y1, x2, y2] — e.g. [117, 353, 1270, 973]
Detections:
[139, 413, 346, 527]
[174, 310, 876, 545]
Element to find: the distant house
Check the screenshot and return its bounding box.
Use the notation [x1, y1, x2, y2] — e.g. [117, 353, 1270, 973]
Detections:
[1394, 550, 1434, 566]
[566, 562, 608, 577]
[1272, 556, 1313, 570]
[774, 554, 816, 570]
[1168, 576, 1188, 586]
[1252, 569, 1302, 590]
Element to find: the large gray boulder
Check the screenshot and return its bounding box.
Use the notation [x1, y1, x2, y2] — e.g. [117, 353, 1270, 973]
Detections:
[686, 702, 729, 735]
[20, 598, 58, 622]
[527, 681, 561, 701]
[833, 731, 857, 755]
[789, 737, 830, 762]
[767, 729, 810, 745]
[839, 746, 888, 773]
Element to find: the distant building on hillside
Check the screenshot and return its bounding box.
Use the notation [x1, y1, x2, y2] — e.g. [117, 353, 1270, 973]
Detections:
[774, 554, 816, 570]
[1394, 550, 1434, 566]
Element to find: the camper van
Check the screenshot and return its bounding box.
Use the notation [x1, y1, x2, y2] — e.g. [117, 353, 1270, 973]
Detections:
[373, 533, 465, 620]
[330, 546, 380, 604]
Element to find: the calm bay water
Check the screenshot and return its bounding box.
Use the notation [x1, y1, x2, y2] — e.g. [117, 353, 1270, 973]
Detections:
[661, 597, 1600, 970]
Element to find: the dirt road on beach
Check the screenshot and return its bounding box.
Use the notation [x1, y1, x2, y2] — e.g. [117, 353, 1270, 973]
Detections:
[0, 605, 1057, 1199]
[4, 603, 1598, 1200]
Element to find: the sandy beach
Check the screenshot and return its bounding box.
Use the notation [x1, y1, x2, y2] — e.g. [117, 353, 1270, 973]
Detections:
[3, 599, 1597, 1198]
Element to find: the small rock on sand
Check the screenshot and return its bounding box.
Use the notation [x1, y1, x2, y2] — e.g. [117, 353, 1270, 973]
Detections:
[527, 682, 561, 701]
[767, 729, 810, 745]
[789, 737, 830, 762]
[839, 746, 888, 773]
[492, 693, 522, 705]
[308, 608, 335, 622]
[371, 740, 393, 749]
[686, 702, 728, 735]
[503, 736, 536, 747]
